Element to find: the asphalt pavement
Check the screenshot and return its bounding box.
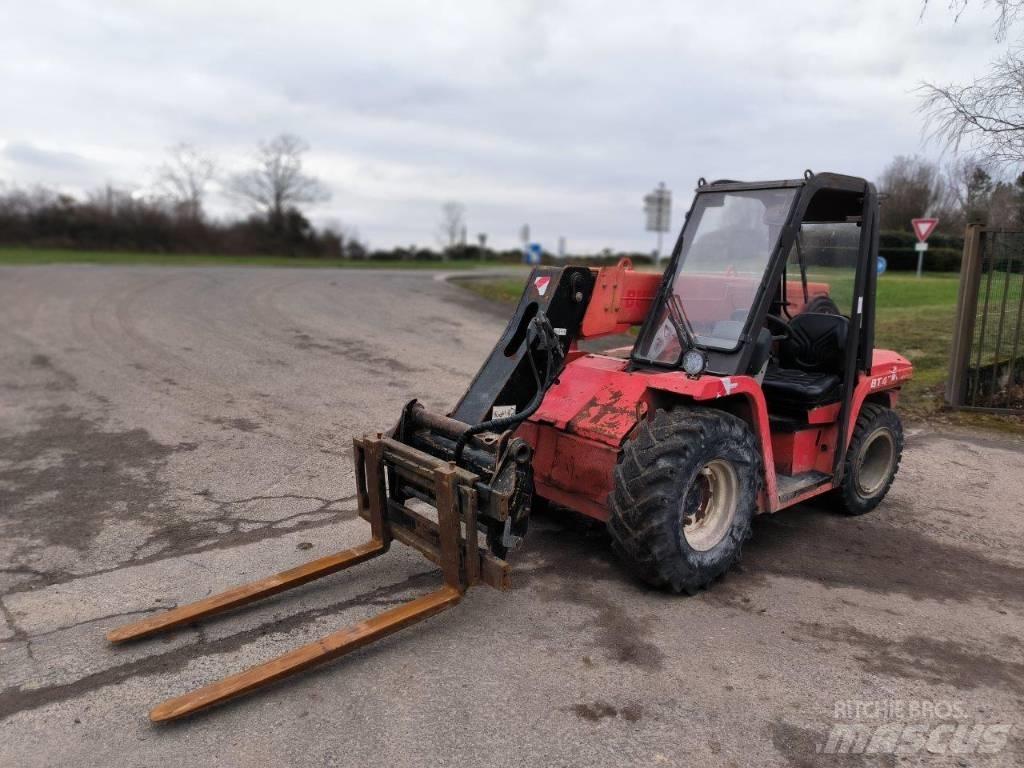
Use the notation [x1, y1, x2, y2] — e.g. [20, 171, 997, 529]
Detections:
[1, 264, 1022, 767]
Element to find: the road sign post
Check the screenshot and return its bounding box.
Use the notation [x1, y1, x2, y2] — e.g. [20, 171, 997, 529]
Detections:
[911, 217, 939, 278]
[644, 182, 672, 262]
[519, 224, 530, 264]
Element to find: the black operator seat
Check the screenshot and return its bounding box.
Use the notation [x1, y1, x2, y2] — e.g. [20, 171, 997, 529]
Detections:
[762, 312, 849, 406]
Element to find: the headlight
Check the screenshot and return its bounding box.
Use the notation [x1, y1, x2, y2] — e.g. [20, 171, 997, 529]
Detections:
[682, 349, 707, 376]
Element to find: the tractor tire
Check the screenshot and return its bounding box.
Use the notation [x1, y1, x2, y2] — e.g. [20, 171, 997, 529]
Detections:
[832, 403, 903, 516]
[608, 407, 762, 594]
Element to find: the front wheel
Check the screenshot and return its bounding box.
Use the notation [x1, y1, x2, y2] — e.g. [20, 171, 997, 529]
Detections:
[608, 408, 762, 594]
[833, 403, 903, 515]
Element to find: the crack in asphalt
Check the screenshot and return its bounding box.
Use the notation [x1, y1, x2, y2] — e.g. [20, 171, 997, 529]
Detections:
[15, 607, 171, 644]
[2, 501, 360, 599]
[0, 599, 28, 647]
[0, 567, 440, 722]
[194, 491, 357, 528]
[0, 566, 51, 578]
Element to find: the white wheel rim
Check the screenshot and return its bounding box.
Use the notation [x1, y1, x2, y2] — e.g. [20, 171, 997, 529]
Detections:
[681, 459, 739, 551]
[856, 428, 894, 497]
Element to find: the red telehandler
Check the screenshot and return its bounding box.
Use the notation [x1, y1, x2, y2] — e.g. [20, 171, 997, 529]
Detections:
[109, 172, 912, 721]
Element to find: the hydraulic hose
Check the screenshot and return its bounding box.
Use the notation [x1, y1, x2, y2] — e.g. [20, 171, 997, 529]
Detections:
[453, 312, 562, 463]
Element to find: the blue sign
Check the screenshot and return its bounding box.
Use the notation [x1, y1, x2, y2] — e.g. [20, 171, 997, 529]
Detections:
[525, 242, 543, 265]
[877, 256, 887, 275]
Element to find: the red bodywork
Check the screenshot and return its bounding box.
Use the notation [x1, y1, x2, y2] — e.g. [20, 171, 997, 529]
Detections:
[515, 261, 912, 522]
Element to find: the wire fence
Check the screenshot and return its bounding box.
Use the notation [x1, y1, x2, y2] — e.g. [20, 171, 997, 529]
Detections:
[947, 227, 1024, 413]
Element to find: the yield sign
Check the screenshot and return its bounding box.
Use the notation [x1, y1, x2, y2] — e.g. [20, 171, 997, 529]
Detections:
[912, 218, 939, 243]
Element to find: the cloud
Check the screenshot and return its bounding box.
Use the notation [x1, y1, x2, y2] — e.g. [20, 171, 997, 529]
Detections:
[0, 142, 98, 187]
[0, 0, 1010, 251]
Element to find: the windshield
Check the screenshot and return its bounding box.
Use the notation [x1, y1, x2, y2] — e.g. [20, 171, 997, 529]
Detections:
[635, 187, 797, 363]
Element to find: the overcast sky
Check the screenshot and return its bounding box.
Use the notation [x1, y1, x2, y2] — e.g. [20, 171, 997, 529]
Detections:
[0, 1, 1008, 252]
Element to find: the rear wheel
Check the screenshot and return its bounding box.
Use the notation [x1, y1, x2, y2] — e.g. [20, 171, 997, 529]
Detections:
[833, 403, 903, 515]
[608, 408, 762, 594]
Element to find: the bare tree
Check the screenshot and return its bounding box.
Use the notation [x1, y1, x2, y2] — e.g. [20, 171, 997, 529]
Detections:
[919, 1, 1024, 167]
[920, 52, 1024, 166]
[943, 156, 1024, 225]
[228, 134, 329, 223]
[437, 201, 466, 254]
[987, 179, 1020, 225]
[156, 143, 216, 221]
[946, 156, 995, 219]
[87, 183, 133, 217]
[920, 1, 1024, 41]
[877, 155, 950, 230]
[876, 151, 1024, 229]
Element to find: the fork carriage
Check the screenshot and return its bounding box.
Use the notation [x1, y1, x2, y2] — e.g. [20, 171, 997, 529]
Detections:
[109, 408, 531, 722]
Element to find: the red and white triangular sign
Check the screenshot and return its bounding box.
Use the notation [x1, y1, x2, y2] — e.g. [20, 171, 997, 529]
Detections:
[534, 276, 551, 296]
[912, 218, 939, 243]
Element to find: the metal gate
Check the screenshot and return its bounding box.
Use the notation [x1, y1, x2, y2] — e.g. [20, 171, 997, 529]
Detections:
[947, 225, 1024, 413]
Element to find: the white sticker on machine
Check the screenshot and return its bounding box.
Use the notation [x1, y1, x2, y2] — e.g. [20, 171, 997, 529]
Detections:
[491, 405, 517, 419]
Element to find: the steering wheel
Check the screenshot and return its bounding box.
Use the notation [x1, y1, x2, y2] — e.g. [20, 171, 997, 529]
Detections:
[764, 313, 791, 342]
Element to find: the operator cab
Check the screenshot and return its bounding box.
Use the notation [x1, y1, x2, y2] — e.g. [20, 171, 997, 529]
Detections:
[633, 173, 876, 422]
[759, 185, 867, 416]
[631, 172, 879, 497]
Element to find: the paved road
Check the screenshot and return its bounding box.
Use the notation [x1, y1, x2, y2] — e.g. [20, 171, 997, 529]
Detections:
[1, 265, 1022, 767]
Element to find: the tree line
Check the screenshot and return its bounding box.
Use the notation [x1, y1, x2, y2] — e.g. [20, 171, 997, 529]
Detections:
[877, 154, 1024, 233]
[0, 133, 366, 258]
[0, 134, 1019, 268]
